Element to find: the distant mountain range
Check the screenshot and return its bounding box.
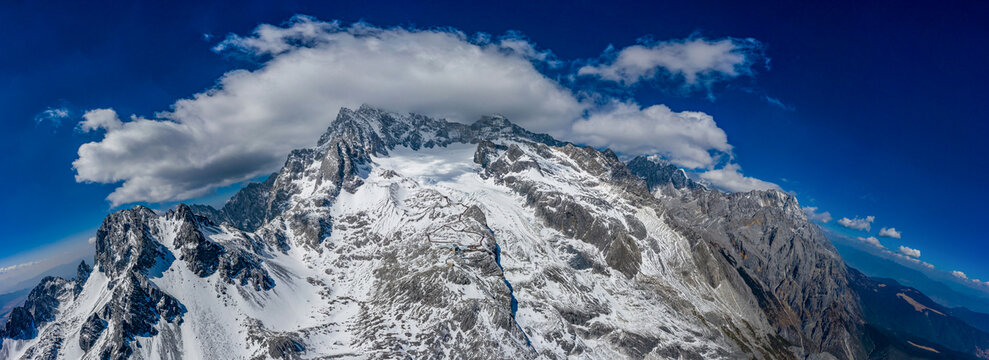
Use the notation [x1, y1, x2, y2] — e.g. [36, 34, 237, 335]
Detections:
[0, 105, 985, 359]
[833, 238, 989, 314]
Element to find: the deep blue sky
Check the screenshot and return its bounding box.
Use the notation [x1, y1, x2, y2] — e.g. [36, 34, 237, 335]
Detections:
[1, 1, 987, 289]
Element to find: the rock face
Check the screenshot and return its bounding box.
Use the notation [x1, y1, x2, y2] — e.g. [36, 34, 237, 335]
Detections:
[2, 105, 954, 359]
[629, 155, 868, 359]
[190, 174, 276, 232]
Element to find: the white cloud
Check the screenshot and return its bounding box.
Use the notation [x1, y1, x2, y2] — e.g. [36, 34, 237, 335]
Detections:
[802, 206, 832, 223]
[892, 252, 934, 269]
[87, 236, 96, 244]
[74, 16, 585, 206]
[952, 270, 968, 279]
[838, 216, 875, 231]
[35, 107, 70, 126]
[697, 163, 780, 193]
[856, 236, 884, 249]
[78, 109, 123, 132]
[898, 245, 920, 258]
[879, 227, 901, 239]
[578, 38, 763, 90]
[73, 16, 773, 206]
[571, 100, 730, 169]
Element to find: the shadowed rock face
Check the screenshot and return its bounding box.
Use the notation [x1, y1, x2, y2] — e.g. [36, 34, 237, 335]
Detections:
[0, 277, 69, 343]
[168, 204, 275, 290]
[78, 313, 106, 352]
[73, 261, 91, 296]
[629, 156, 868, 359]
[190, 174, 276, 232]
[94, 206, 165, 278]
[626, 156, 700, 192]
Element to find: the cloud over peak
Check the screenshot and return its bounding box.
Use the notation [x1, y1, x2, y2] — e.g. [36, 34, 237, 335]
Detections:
[838, 216, 875, 231]
[72, 16, 773, 206]
[571, 101, 730, 169]
[697, 163, 780, 193]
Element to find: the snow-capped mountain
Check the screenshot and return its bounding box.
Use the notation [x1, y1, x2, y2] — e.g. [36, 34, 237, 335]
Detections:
[2, 105, 971, 359]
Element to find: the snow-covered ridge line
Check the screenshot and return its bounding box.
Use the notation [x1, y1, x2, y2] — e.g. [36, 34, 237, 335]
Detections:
[2, 105, 866, 359]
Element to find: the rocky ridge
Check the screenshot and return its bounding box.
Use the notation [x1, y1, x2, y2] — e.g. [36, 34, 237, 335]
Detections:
[0, 105, 907, 359]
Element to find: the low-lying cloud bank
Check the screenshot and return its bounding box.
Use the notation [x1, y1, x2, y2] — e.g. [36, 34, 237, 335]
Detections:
[73, 15, 774, 206]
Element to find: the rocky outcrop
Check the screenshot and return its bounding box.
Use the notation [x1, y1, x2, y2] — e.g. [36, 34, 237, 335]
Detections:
[94, 206, 166, 278]
[481, 142, 654, 279]
[78, 313, 106, 352]
[626, 155, 700, 192]
[73, 261, 91, 296]
[170, 204, 275, 290]
[190, 174, 276, 232]
[629, 156, 868, 359]
[0, 277, 70, 341]
[98, 274, 185, 360]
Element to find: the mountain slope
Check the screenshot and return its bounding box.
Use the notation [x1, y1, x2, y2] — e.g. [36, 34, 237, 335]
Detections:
[849, 268, 989, 357]
[0, 104, 952, 359]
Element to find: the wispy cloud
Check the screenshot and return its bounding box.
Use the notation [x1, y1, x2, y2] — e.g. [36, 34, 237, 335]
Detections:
[952, 270, 968, 279]
[35, 107, 70, 127]
[578, 37, 765, 94]
[856, 236, 884, 249]
[838, 216, 875, 231]
[0, 261, 40, 274]
[802, 206, 832, 223]
[763, 95, 794, 111]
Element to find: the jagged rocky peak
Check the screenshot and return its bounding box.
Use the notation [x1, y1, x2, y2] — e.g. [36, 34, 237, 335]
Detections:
[728, 188, 805, 220]
[73, 260, 92, 295]
[94, 205, 166, 278]
[188, 173, 275, 232]
[0, 277, 70, 341]
[626, 155, 701, 191]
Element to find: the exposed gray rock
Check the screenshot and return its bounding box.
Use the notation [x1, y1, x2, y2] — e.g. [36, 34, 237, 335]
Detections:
[626, 155, 700, 191]
[482, 142, 650, 279]
[189, 174, 275, 232]
[94, 206, 167, 278]
[73, 261, 92, 296]
[78, 313, 106, 351]
[2, 307, 37, 340]
[167, 204, 275, 290]
[629, 157, 868, 359]
[96, 273, 185, 360]
[169, 204, 224, 277]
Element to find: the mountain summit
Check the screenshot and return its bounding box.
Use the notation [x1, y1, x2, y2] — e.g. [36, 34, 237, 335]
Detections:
[1, 105, 984, 359]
